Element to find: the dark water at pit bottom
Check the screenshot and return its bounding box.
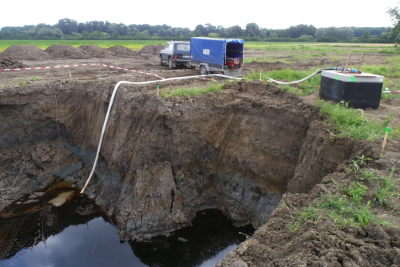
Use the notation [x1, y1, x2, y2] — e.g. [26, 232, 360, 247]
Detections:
[0, 186, 254, 267]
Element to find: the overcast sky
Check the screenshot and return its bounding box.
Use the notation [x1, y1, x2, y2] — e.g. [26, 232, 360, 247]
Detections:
[1, 0, 398, 30]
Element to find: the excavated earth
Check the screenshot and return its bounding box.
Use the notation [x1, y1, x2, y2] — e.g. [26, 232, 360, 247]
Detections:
[1, 44, 400, 266]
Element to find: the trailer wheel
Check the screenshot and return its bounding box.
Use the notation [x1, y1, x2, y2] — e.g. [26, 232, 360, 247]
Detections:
[168, 58, 173, 69]
[160, 57, 163, 66]
[199, 65, 207, 75]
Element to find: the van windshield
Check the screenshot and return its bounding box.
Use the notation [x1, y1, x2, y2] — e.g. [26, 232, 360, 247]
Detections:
[176, 43, 190, 52]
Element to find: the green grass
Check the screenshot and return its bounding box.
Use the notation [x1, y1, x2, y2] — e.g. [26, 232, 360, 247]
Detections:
[245, 68, 321, 96]
[286, 194, 379, 230]
[161, 82, 224, 97]
[356, 169, 377, 182]
[316, 100, 400, 141]
[0, 40, 166, 52]
[244, 42, 398, 54]
[243, 57, 293, 64]
[374, 166, 399, 206]
[287, 191, 391, 231]
[343, 182, 368, 204]
[361, 65, 400, 78]
[288, 53, 324, 59]
[2, 40, 397, 54]
[377, 48, 400, 54]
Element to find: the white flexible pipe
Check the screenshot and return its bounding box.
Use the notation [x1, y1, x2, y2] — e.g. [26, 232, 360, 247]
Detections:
[80, 71, 322, 194]
[80, 74, 236, 193]
[264, 70, 321, 85]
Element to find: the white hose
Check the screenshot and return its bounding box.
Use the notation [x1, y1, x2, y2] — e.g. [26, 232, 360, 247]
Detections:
[80, 71, 321, 194]
[264, 70, 321, 85]
[80, 74, 236, 193]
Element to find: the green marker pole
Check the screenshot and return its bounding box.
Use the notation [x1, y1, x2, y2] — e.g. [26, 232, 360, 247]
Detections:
[382, 127, 390, 150]
[260, 72, 262, 81]
[157, 84, 159, 97]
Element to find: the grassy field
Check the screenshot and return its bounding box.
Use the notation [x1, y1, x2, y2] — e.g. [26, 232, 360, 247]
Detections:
[0, 40, 167, 52]
[1, 39, 399, 95]
[0, 40, 398, 53]
[245, 42, 399, 54]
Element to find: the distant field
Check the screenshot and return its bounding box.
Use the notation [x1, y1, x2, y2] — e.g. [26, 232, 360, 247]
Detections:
[245, 42, 399, 54]
[0, 40, 397, 53]
[0, 40, 167, 52]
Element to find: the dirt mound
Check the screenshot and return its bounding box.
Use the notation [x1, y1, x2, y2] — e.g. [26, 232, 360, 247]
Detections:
[79, 45, 112, 58]
[107, 46, 137, 57]
[217, 137, 400, 267]
[45, 45, 87, 59]
[0, 45, 49, 60]
[139, 45, 164, 56]
[0, 57, 26, 69]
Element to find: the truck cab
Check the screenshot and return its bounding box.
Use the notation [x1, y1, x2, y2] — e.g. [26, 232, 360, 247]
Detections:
[159, 41, 190, 69]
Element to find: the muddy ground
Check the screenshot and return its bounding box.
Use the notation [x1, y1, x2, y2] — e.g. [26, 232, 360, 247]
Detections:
[1, 44, 400, 266]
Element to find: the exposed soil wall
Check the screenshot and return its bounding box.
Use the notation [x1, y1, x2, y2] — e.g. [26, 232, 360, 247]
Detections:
[0, 80, 354, 240]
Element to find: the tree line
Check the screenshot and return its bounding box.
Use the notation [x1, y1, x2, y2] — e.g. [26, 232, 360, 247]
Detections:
[0, 18, 396, 43]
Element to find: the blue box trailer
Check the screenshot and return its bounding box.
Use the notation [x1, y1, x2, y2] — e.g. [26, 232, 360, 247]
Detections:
[190, 37, 244, 77]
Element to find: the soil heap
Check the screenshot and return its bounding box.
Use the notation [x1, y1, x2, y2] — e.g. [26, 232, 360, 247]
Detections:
[45, 44, 87, 59]
[79, 45, 112, 58]
[0, 57, 25, 69]
[0, 45, 49, 60]
[107, 46, 137, 57]
[139, 45, 164, 56]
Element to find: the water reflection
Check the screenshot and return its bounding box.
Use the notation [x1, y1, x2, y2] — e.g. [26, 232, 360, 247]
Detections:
[0, 185, 253, 267]
[1, 218, 145, 267]
[130, 209, 254, 267]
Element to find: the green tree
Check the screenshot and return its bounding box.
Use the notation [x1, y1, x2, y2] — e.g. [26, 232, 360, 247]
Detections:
[361, 31, 371, 40]
[195, 25, 206, 36]
[195, 29, 202, 37]
[246, 23, 260, 37]
[111, 30, 120, 39]
[388, 4, 400, 44]
[225, 25, 244, 38]
[269, 32, 278, 38]
[141, 30, 150, 37]
[56, 18, 78, 35]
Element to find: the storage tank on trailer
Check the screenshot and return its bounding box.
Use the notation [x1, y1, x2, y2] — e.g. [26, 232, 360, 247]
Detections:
[190, 37, 244, 77]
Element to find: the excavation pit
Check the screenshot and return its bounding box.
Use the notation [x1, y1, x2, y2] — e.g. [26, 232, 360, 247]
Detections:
[0, 79, 355, 265]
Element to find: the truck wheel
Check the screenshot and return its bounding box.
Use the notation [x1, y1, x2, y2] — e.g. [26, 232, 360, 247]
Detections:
[199, 65, 207, 75]
[168, 58, 173, 69]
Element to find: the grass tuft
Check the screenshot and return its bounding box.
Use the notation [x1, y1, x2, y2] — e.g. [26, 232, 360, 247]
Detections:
[316, 101, 400, 141]
[246, 68, 321, 96]
[160, 82, 224, 98]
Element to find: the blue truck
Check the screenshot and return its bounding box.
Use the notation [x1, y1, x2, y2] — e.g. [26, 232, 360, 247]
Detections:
[190, 37, 244, 77]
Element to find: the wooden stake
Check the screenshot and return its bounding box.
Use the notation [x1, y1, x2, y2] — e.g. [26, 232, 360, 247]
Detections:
[356, 52, 365, 73]
[344, 52, 352, 73]
[157, 84, 159, 97]
[382, 127, 390, 150]
[260, 72, 262, 81]
[69, 71, 72, 83]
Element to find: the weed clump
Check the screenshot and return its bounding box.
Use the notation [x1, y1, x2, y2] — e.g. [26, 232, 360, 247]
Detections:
[285, 156, 399, 232]
[160, 82, 224, 98]
[317, 101, 400, 141]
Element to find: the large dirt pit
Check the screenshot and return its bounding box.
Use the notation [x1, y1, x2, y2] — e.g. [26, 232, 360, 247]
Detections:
[1, 44, 400, 267]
